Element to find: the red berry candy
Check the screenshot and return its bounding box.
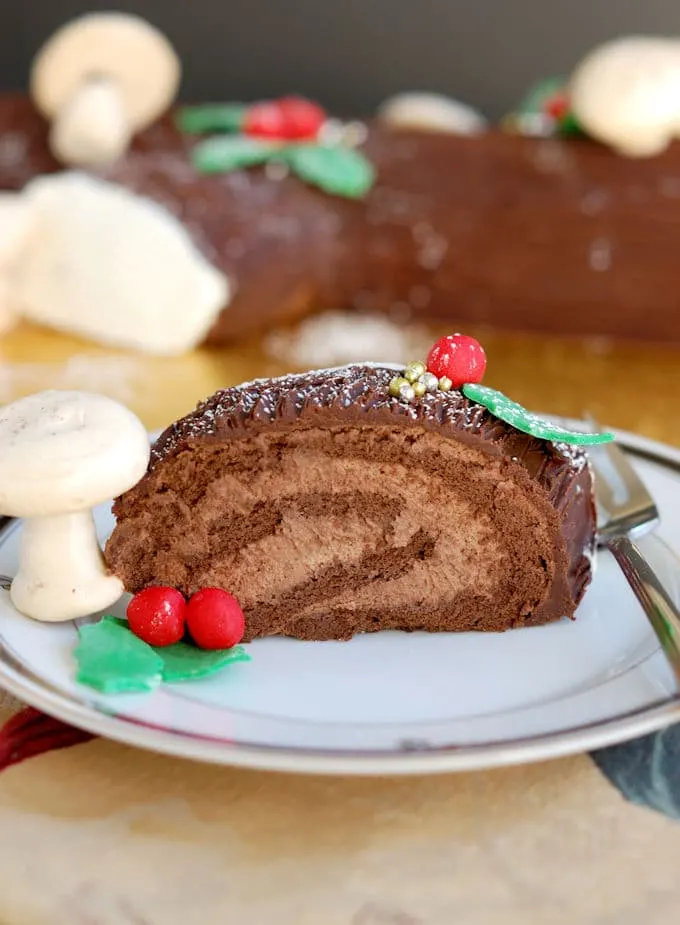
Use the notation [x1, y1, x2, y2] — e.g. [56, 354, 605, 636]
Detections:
[127, 587, 187, 647]
[544, 92, 569, 121]
[243, 100, 288, 139]
[276, 96, 326, 139]
[426, 334, 487, 388]
[244, 96, 326, 140]
[187, 588, 245, 650]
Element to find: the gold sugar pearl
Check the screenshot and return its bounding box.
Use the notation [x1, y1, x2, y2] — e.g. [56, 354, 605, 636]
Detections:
[341, 120, 369, 148]
[412, 380, 427, 398]
[438, 376, 453, 392]
[404, 361, 426, 383]
[419, 372, 439, 393]
[389, 376, 410, 397]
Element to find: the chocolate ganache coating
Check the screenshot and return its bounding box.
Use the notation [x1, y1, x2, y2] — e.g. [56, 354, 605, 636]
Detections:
[106, 365, 596, 640]
[2, 95, 680, 344]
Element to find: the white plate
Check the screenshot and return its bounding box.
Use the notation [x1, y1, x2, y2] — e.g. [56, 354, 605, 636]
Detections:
[0, 429, 679, 776]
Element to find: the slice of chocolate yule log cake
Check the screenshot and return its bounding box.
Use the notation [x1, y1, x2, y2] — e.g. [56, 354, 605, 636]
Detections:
[105, 336, 609, 641]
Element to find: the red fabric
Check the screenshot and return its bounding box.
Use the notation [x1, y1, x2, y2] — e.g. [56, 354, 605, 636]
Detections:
[0, 707, 92, 771]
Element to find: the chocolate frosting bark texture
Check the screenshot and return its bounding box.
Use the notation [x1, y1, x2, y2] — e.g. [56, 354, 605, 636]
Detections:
[2, 95, 680, 343]
[105, 365, 596, 640]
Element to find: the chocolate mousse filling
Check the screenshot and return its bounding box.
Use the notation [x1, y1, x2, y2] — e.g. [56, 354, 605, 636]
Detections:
[105, 365, 596, 640]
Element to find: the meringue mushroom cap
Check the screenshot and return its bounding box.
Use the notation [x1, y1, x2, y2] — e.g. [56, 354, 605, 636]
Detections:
[14, 172, 229, 356]
[30, 12, 180, 131]
[0, 193, 35, 269]
[378, 92, 487, 135]
[569, 37, 680, 150]
[0, 194, 34, 333]
[0, 390, 150, 517]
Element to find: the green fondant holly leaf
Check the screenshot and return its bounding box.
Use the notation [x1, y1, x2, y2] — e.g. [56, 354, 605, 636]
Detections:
[159, 642, 250, 683]
[74, 617, 163, 694]
[176, 103, 247, 134]
[516, 76, 567, 116]
[462, 383, 614, 445]
[75, 617, 251, 693]
[283, 144, 375, 198]
[557, 110, 583, 137]
[192, 136, 279, 173]
[510, 75, 583, 137]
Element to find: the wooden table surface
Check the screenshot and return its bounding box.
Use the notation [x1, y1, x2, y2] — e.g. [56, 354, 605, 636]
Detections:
[1, 322, 678, 448]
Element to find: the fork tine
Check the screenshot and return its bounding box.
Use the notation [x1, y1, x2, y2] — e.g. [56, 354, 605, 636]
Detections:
[585, 413, 656, 510]
[585, 413, 659, 538]
[590, 463, 617, 511]
[581, 424, 680, 681]
[590, 427, 643, 485]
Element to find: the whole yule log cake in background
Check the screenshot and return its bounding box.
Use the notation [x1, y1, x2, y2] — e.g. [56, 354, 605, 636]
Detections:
[4, 97, 680, 344]
[105, 363, 598, 642]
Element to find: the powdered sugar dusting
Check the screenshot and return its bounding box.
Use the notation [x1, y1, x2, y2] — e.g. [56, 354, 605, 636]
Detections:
[144, 363, 595, 598]
[0, 132, 28, 169]
[589, 237, 612, 272]
[0, 354, 141, 404]
[150, 363, 590, 487]
[264, 311, 431, 367]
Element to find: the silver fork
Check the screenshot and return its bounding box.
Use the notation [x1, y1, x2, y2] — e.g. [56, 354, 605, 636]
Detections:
[587, 425, 680, 685]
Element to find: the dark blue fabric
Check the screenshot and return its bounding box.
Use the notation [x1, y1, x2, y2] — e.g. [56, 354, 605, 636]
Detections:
[591, 723, 680, 820]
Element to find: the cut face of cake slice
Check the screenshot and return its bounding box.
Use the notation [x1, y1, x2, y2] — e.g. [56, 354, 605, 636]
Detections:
[105, 364, 597, 641]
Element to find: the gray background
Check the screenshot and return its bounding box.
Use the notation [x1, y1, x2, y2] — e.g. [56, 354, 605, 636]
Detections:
[2, 1, 679, 119]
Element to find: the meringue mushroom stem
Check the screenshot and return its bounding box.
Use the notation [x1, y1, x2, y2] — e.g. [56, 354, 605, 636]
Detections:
[11, 511, 124, 622]
[50, 77, 129, 167]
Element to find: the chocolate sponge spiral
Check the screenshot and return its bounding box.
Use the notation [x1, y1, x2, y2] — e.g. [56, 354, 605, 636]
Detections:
[105, 365, 596, 640]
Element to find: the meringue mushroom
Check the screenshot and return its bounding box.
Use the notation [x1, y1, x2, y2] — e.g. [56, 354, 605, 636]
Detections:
[30, 12, 180, 167]
[0, 194, 35, 269]
[0, 390, 150, 622]
[570, 37, 680, 157]
[10, 172, 229, 355]
[378, 92, 487, 135]
[0, 193, 35, 333]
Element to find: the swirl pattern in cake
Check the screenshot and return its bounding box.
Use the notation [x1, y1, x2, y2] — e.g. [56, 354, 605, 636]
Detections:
[105, 365, 596, 640]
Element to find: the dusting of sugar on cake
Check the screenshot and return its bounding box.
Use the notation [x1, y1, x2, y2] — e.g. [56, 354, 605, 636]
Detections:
[659, 176, 680, 198]
[551, 441, 589, 473]
[0, 354, 141, 404]
[580, 189, 609, 216]
[412, 221, 449, 270]
[263, 310, 431, 367]
[139, 363, 595, 607]
[589, 237, 612, 272]
[0, 132, 28, 169]
[149, 363, 590, 492]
